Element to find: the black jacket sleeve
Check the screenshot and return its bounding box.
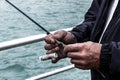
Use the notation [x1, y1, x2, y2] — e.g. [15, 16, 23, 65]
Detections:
[71, 0, 120, 78]
[71, 0, 101, 42]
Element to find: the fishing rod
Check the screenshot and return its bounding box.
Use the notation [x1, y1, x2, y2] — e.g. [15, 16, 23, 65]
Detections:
[5, 0, 65, 61]
[5, 0, 105, 78]
[5, 0, 50, 34]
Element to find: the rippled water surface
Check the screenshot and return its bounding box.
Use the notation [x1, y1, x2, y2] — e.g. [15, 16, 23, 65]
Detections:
[0, 0, 92, 80]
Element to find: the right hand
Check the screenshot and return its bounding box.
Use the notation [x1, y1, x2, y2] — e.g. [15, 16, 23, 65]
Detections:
[44, 30, 77, 63]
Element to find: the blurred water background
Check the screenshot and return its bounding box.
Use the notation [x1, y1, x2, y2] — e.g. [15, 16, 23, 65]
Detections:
[0, 0, 92, 80]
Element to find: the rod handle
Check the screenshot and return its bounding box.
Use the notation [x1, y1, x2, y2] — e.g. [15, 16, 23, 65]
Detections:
[39, 53, 58, 61]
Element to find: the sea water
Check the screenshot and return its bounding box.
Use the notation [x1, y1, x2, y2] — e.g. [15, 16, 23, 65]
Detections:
[0, 0, 92, 80]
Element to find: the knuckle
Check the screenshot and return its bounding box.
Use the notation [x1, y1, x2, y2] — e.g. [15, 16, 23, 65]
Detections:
[44, 39, 50, 44]
[44, 44, 51, 50]
[55, 47, 59, 51]
[46, 49, 56, 54]
[44, 44, 48, 50]
[82, 61, 88, 66]
[67, 53, 72, 58]
[80, 53, 88, 59]
[45, 35, 55, 43]
[75, 65, 81, 69]
[44, 36, 50, 42]
[64, 45, 71, 52]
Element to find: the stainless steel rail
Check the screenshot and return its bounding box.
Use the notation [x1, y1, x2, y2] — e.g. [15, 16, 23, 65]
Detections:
[25, 64, 75, 80]
[0, 28, 72, 51]
[0, 34, 46, 51]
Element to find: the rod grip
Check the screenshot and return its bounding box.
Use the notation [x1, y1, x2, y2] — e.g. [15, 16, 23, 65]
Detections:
[39, 53, 58, 61]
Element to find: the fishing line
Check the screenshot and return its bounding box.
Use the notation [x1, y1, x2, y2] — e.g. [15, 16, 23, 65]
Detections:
[5, 0, 65, 61]
[5, 0, 50, 34]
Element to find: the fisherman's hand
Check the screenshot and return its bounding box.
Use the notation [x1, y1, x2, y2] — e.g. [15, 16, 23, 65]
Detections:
[64, 41, 101, 69]
[44, 30, 77, 63]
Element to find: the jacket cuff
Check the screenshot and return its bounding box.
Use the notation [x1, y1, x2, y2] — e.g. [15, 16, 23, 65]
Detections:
[70, 31, 83, 43]
[100, 43, 112, 68]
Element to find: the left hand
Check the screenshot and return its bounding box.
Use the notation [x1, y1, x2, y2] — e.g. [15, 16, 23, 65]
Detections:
[64, 41, 102, 70]
[44, 30, 77, 63]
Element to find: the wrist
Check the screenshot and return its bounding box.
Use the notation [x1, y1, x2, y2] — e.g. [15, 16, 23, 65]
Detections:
[63, 32, 77, 44]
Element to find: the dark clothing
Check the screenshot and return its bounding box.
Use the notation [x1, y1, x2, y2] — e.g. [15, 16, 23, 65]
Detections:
[71, 0, 120, 80]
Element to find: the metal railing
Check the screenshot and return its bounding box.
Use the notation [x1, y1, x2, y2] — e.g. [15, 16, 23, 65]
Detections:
[0, 28, 75, 80]
[26, 65, 75, 80]
[0, 28, 72, 51]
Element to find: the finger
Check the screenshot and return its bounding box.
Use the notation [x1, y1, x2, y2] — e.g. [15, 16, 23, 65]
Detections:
[64, 43, 84, 54]
[71, 59, 87, 66]
[53, 30, 67, 41]
[75, 64, 88, 70]
[46, 47, 59, 54]
[44, 35, 56, 44]
[67, 52, 81, 59]
[44, 44, 56, 50]
[67, 52, 86, 59]
[51, 58, 60, 63]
